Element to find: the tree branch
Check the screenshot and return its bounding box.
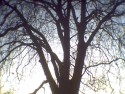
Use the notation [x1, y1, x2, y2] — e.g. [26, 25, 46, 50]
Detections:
[86, 1, 125, 47]
[4, 1, 59, 94]
[30, 80, 48, 94]
[0, 24, 23, 37]
[0, 44, 22, 67]
[0, 9, 14, 26]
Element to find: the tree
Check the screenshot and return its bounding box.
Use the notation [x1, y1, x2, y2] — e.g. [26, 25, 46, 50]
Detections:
[0, 0, 125, 94]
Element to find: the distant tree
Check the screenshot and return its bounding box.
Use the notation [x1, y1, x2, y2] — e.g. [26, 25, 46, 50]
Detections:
[0, 0, 125, 94]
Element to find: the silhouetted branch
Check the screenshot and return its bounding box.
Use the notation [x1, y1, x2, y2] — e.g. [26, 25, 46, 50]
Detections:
[0, 24, 23, 37]
[30, 80, 48, 94]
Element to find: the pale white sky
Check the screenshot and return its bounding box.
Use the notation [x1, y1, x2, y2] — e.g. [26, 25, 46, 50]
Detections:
[1, 56, 125, 94]
[1, 37, 125, 94]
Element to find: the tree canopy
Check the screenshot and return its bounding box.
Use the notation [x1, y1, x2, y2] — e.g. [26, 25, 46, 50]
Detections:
[0, 0, 125, 94]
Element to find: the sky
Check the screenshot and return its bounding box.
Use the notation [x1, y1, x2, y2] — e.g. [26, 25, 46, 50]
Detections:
[0, 37, 125, 94]
[1, 53, 125, 94]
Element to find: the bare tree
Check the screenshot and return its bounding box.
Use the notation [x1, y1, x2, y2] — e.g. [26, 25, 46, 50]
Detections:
[0, 0, 125, 94]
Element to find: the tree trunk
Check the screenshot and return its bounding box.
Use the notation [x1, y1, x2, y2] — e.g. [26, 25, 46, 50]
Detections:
[58, 80, 77, 94]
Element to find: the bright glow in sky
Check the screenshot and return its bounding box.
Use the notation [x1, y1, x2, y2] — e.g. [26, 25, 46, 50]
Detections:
[1, 61, 125, 94]
[1, 60, 125, 94]
[1, 39, 125, 94]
